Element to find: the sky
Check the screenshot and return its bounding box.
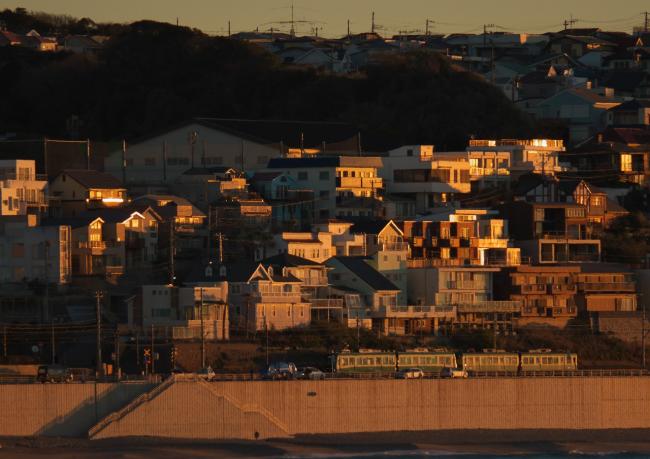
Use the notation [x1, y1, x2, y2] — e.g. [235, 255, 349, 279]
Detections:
[2, 0, 649, 37]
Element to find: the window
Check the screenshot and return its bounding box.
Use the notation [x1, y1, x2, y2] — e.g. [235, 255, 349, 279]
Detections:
[621, 154, 632, 172]
[319, 171, 330, 180]
[407, 149, 413, 157]
[298, 171, 308, 180]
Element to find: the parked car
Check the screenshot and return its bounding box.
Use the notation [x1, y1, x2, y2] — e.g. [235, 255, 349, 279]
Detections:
[441, 367, 469, 379]
[37, 365, 72, 383]
[395, 368, 424, 379]
[296, 367, 326, 380]
[196, 366, 216, 381]
[264, 362, 298, 380]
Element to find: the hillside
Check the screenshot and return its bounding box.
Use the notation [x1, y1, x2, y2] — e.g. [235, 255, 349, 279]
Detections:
[0, 19, 536, 150]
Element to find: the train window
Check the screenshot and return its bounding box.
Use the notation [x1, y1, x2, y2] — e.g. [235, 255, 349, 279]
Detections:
[542, 357, 549, 364]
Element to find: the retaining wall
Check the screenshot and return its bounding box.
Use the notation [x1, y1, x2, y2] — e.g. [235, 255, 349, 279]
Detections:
[0, 382, 154, 436]
[90, 377, 650, 440]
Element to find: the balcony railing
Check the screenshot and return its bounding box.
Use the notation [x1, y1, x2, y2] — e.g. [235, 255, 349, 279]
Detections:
[374, 305, 457, 318]
[380, 241, 410, 251]
[577, 282, 636, 292]
[310, 298, 344, 309]
[76, 240, 120, 249]
[456, 301, 521, 313]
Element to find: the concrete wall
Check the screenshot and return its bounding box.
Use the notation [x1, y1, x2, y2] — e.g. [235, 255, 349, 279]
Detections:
[92, 377, 650, 440]
[0, 382, 153, 437]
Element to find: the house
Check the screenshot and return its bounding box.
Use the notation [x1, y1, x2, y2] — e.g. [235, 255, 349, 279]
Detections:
[325, 256, 403, 334]
[0, 214, 71, 284]
[601, 70, 650, 98]
[59, 207, 161, 279]
[170, 167, 248, 209]
[22, 30, 56, 52]
[134, 284, 229, 340]
[545, 35, 617, 59]
[266, 231, 334, 263]
[567, 127, 650, 186]
[266, 156, 384, 220]
[49, 170, 127, 217]
[226, 262, 310, 333]
[574, 263, 637, 316]
[403, 209, 520, 268]
[502, 201, 601, 264]
[250, 171, 315, 231]
[63, 35, 103, 54]
[571, 180, 628, 228]
[496, 265, 580, 328]
[0, 30, 23, 47]
[531, 88, 622, 144]
[0, 160, 48, 216]
[461, 138, 566, 190]
[607, 99, 650, 127]
[104, 118, 363, 185]
[132, 194, 207, 257]
[260, 253, 342, 321]
[407, 265, 519, 334]
[380, 145, 470, 216]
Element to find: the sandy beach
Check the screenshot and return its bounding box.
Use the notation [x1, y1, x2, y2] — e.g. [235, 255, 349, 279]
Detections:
[2, 430, 650, 458]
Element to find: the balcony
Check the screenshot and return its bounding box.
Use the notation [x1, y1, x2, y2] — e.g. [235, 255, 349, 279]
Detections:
[577, 282, 636, 292]
[374, 305, 457, 319]
[380, 241, 410, 251]
[446, 280, 487, 290]
[407, 258, 467, 268]
[475, 238, 508, 249]
[310, 298, 344, 309]
[76, 240, 120, 249]
[550, 284, 577, 294]
[336, 177, 383, 189]
[456, 301, 520, 313]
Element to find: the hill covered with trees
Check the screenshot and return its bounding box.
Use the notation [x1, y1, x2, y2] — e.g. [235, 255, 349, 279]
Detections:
[0, 17, 537, 150]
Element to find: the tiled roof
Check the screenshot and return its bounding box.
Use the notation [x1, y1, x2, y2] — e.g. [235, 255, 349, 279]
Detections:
[333, 256, 399, 291]
[60, 169, 124, 190]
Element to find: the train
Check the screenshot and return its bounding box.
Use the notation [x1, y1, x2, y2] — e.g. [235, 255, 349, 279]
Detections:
[335, 348, 578, 374]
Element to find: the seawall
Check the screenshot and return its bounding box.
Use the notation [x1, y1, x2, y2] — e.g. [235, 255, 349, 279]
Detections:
[0, 382, 154, 437]
[89, 376, 650, 440]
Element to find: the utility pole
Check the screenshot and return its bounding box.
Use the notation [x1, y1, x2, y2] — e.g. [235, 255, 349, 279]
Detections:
[115, 330, 120, 380]
[347, 19, 350, 38]
[425, 19, 432, 36]
[51, 320, 55, 364]
[200, 288, 206, 369]
[371, 11, 375, 34]
[95, 291, 103, 378]
[121, 140, 127, 185]
[228, 20, 231, 37]
[86, 138, 91, 170]
[169, 220, 175, 285]
[151, 323, 155, 375]
[643, 297, 647, 370]
[217, 232, 224, 263]
[644, 11, 649, 33]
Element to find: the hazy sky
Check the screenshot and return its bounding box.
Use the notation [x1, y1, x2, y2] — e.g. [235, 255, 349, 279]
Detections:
[2, 0, 649, 37]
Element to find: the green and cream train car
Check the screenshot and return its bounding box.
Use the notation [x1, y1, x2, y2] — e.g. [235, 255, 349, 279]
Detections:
[520, 351, 578, 372]
[336, 350, 457, 374]
[461, 352, 520, 373]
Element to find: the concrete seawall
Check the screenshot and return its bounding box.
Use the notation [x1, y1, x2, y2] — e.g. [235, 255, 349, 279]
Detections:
[89, 377, 650, 440]
[0, 382, 154, 437]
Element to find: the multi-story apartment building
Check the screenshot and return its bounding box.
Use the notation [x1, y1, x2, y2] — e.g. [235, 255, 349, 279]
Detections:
[574, 264, 637, 315]
[407, 265, 520, 334]
[496, 265, 580, 328]
[459, 139, 566, 190]
[227, 262, 310, 332]
[267, 231, 334, 263]
[504, 201, 601, 264]
[266, 156, 384, 220]
[403, 209, 520, 267]
[380, 145, 470, 216]
[0, 214, 71, 284]
[49, 169, 127, 217]
[134, 284, 229, 340]
[0, 160, 48, 216]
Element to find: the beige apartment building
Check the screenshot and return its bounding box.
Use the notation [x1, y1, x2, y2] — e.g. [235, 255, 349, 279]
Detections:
[0, 160, 48, 216]
[266, 156, 384, 220]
